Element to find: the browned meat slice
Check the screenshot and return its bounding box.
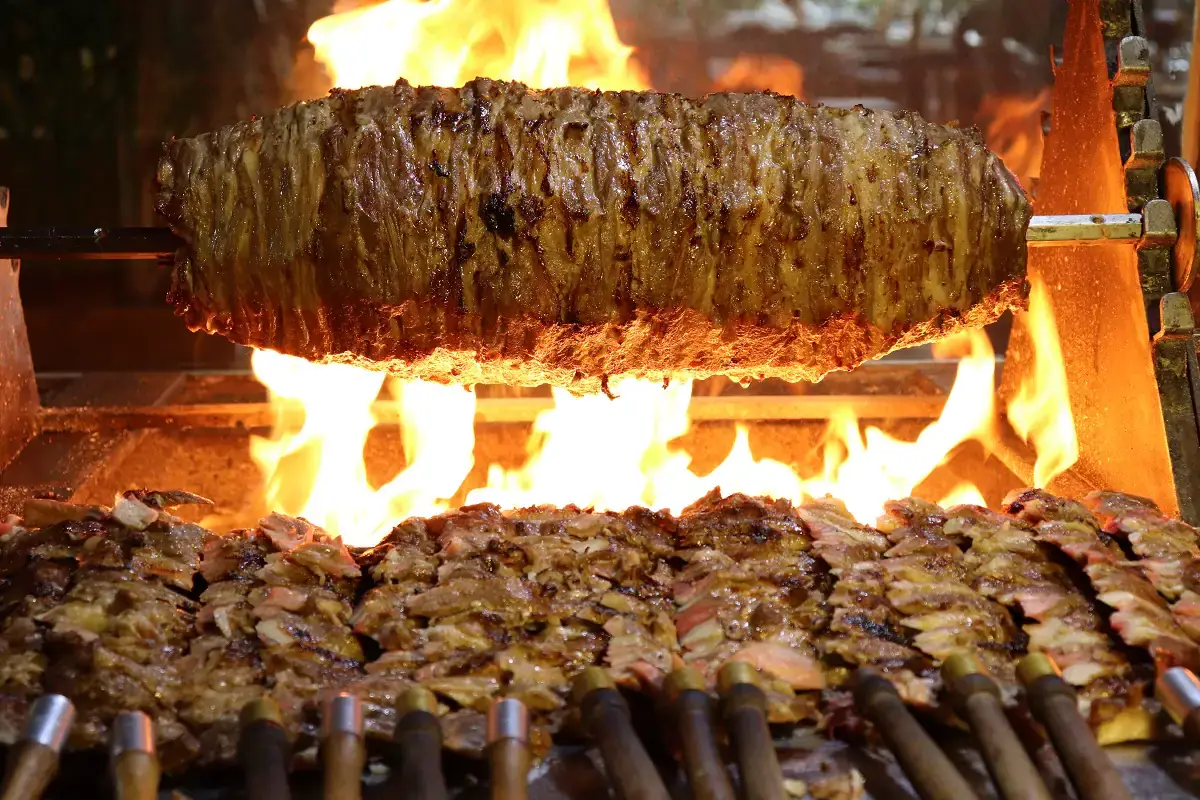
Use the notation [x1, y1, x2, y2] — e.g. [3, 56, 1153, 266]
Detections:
[944, 503, 1146, 741]
[157, 78, 1030, 393]
[1004, 489, 1200, 670]
[0, 505, 99, 744]
[671, 492, 826, 723]
[876, 499, 1022, 683]
[178, 529, 273, 765]
[31, 494, 214, 768]
[799, 499, 936, 705]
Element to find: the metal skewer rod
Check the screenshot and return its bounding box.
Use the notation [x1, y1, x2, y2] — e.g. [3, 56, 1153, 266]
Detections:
[662, 668, 736, 800]
[487, 698, 530, 800]
[1156, 666, 1200, 747]
[1025, 214, 1144, 246]
[716, 663, 785, 800]
[852, 669, 980, 800]
[573, 667, 670, 800]
[109, 711, 159, 800]
[941, 654, 1052, 800]
[0, 695, 73, 800]
[390, 687, 448, 800]
[238, 697, 292, 800]
[1016, 654, 1133, 800]
[322, 693, 366, 800]
[0, 212, 1164, 261]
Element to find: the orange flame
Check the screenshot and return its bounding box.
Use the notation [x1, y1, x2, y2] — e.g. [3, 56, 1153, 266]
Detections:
[1006, 275, 1079, 486]
[307, 0, 646, 91]
[240, 0, 1066, 545]
[468, 330, 996, 522]
[976, 88, 1051, 190]
[711, 54, 805, 98]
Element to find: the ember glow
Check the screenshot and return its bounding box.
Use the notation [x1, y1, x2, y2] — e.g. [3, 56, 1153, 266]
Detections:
[241, 0, 1070, 546]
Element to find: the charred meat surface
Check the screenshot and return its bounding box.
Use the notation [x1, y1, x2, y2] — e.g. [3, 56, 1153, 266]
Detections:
[2, 486, 1195, 771]
[157, 78, 1030, 392]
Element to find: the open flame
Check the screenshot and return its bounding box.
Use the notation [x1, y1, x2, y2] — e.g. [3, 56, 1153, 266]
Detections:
[1006, 275, 1079, 486]
[243, 0, 1070, 546]
[976, 88, 1051, 191]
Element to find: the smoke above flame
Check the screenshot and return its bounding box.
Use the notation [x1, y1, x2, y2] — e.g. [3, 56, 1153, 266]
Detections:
[240, 0, 1075, 546]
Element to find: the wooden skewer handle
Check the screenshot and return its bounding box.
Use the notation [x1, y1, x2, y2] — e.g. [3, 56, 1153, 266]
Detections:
[853, 671, 981, 800]
[392, 709, 448, 800]
[581, 686, 670, 800]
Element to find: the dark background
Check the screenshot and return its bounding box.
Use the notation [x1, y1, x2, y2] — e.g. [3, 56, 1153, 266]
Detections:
[0, 0, 1190, 372]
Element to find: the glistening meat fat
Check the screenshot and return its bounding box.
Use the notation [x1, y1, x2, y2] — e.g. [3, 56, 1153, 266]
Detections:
[156, 78, 1031, 391]
[3, 487, 1180, 770]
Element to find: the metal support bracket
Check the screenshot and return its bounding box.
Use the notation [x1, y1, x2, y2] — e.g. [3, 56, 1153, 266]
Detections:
[1152, 294, 1200, 522]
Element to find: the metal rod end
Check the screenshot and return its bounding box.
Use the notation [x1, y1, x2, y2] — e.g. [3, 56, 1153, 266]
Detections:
[1157, 667, 1200, 726]
[487, 698, 529, 744]
[109, 711, 155, 757]
[663, 667, 707, 704]
[851, 668, 900, 710]
[572, 667, 615, 705]
[239, 697, 284, 728]
[396, 685, 438, 718]
[717, 661, 760, 694]
[24, 694, 74, 752]
[321, 692, 364, 738]
[941, 651, 985, 685]
[1016, 653, 1061, 687]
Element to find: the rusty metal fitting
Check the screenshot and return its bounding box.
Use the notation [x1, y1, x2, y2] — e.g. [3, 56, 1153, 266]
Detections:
[571, 667, 616, 706]
[396, 686, 438, 718]
[663, 667, 708, 705]
[1016, 653, 1062, 688]
[239, 697, 284, 729]
[717, 661, 760, 695]
[940, 652, 984, 686]
[1114, 36, 1151, 86]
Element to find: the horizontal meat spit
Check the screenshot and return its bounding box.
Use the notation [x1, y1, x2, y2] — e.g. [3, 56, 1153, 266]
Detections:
[0, 212, 1177, 260]
[0, 657, 1155, 800]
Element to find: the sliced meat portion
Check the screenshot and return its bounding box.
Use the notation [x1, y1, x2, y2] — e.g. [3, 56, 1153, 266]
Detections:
[1005, 489, 1200, 669]
[946, 503, 1141, 740]
[800, 499, 936, 706]
[876, 498, 1022, 684]
[157, 78, 1030, 392]
[672, 492, 827, 723]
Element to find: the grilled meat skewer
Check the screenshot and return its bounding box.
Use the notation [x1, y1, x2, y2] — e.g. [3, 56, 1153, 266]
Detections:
[156, 78, 1030, 392]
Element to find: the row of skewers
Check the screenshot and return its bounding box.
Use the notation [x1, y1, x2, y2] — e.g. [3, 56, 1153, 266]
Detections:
[3, 653, 1199, 800]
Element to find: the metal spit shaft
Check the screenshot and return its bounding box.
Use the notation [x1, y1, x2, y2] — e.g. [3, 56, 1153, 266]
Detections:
[0, 213, 1168, 261]
[1017, 654, 1133, 800]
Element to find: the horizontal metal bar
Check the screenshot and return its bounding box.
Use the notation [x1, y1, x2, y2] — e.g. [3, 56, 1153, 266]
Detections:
[0, 215, 1151, 260]
[0, 227, 181, 260]
[38, 393, 948, 432]
[1026, 214, 1143, 245]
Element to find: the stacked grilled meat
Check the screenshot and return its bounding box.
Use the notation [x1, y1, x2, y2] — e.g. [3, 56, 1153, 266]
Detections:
[0, 487, 1195, 770]
[156, 78, 1031, 392]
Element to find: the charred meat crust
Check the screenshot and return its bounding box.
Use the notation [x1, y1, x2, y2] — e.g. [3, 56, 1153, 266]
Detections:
[156, 78, 1031, 391]
[3, 488, 1184, 771]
